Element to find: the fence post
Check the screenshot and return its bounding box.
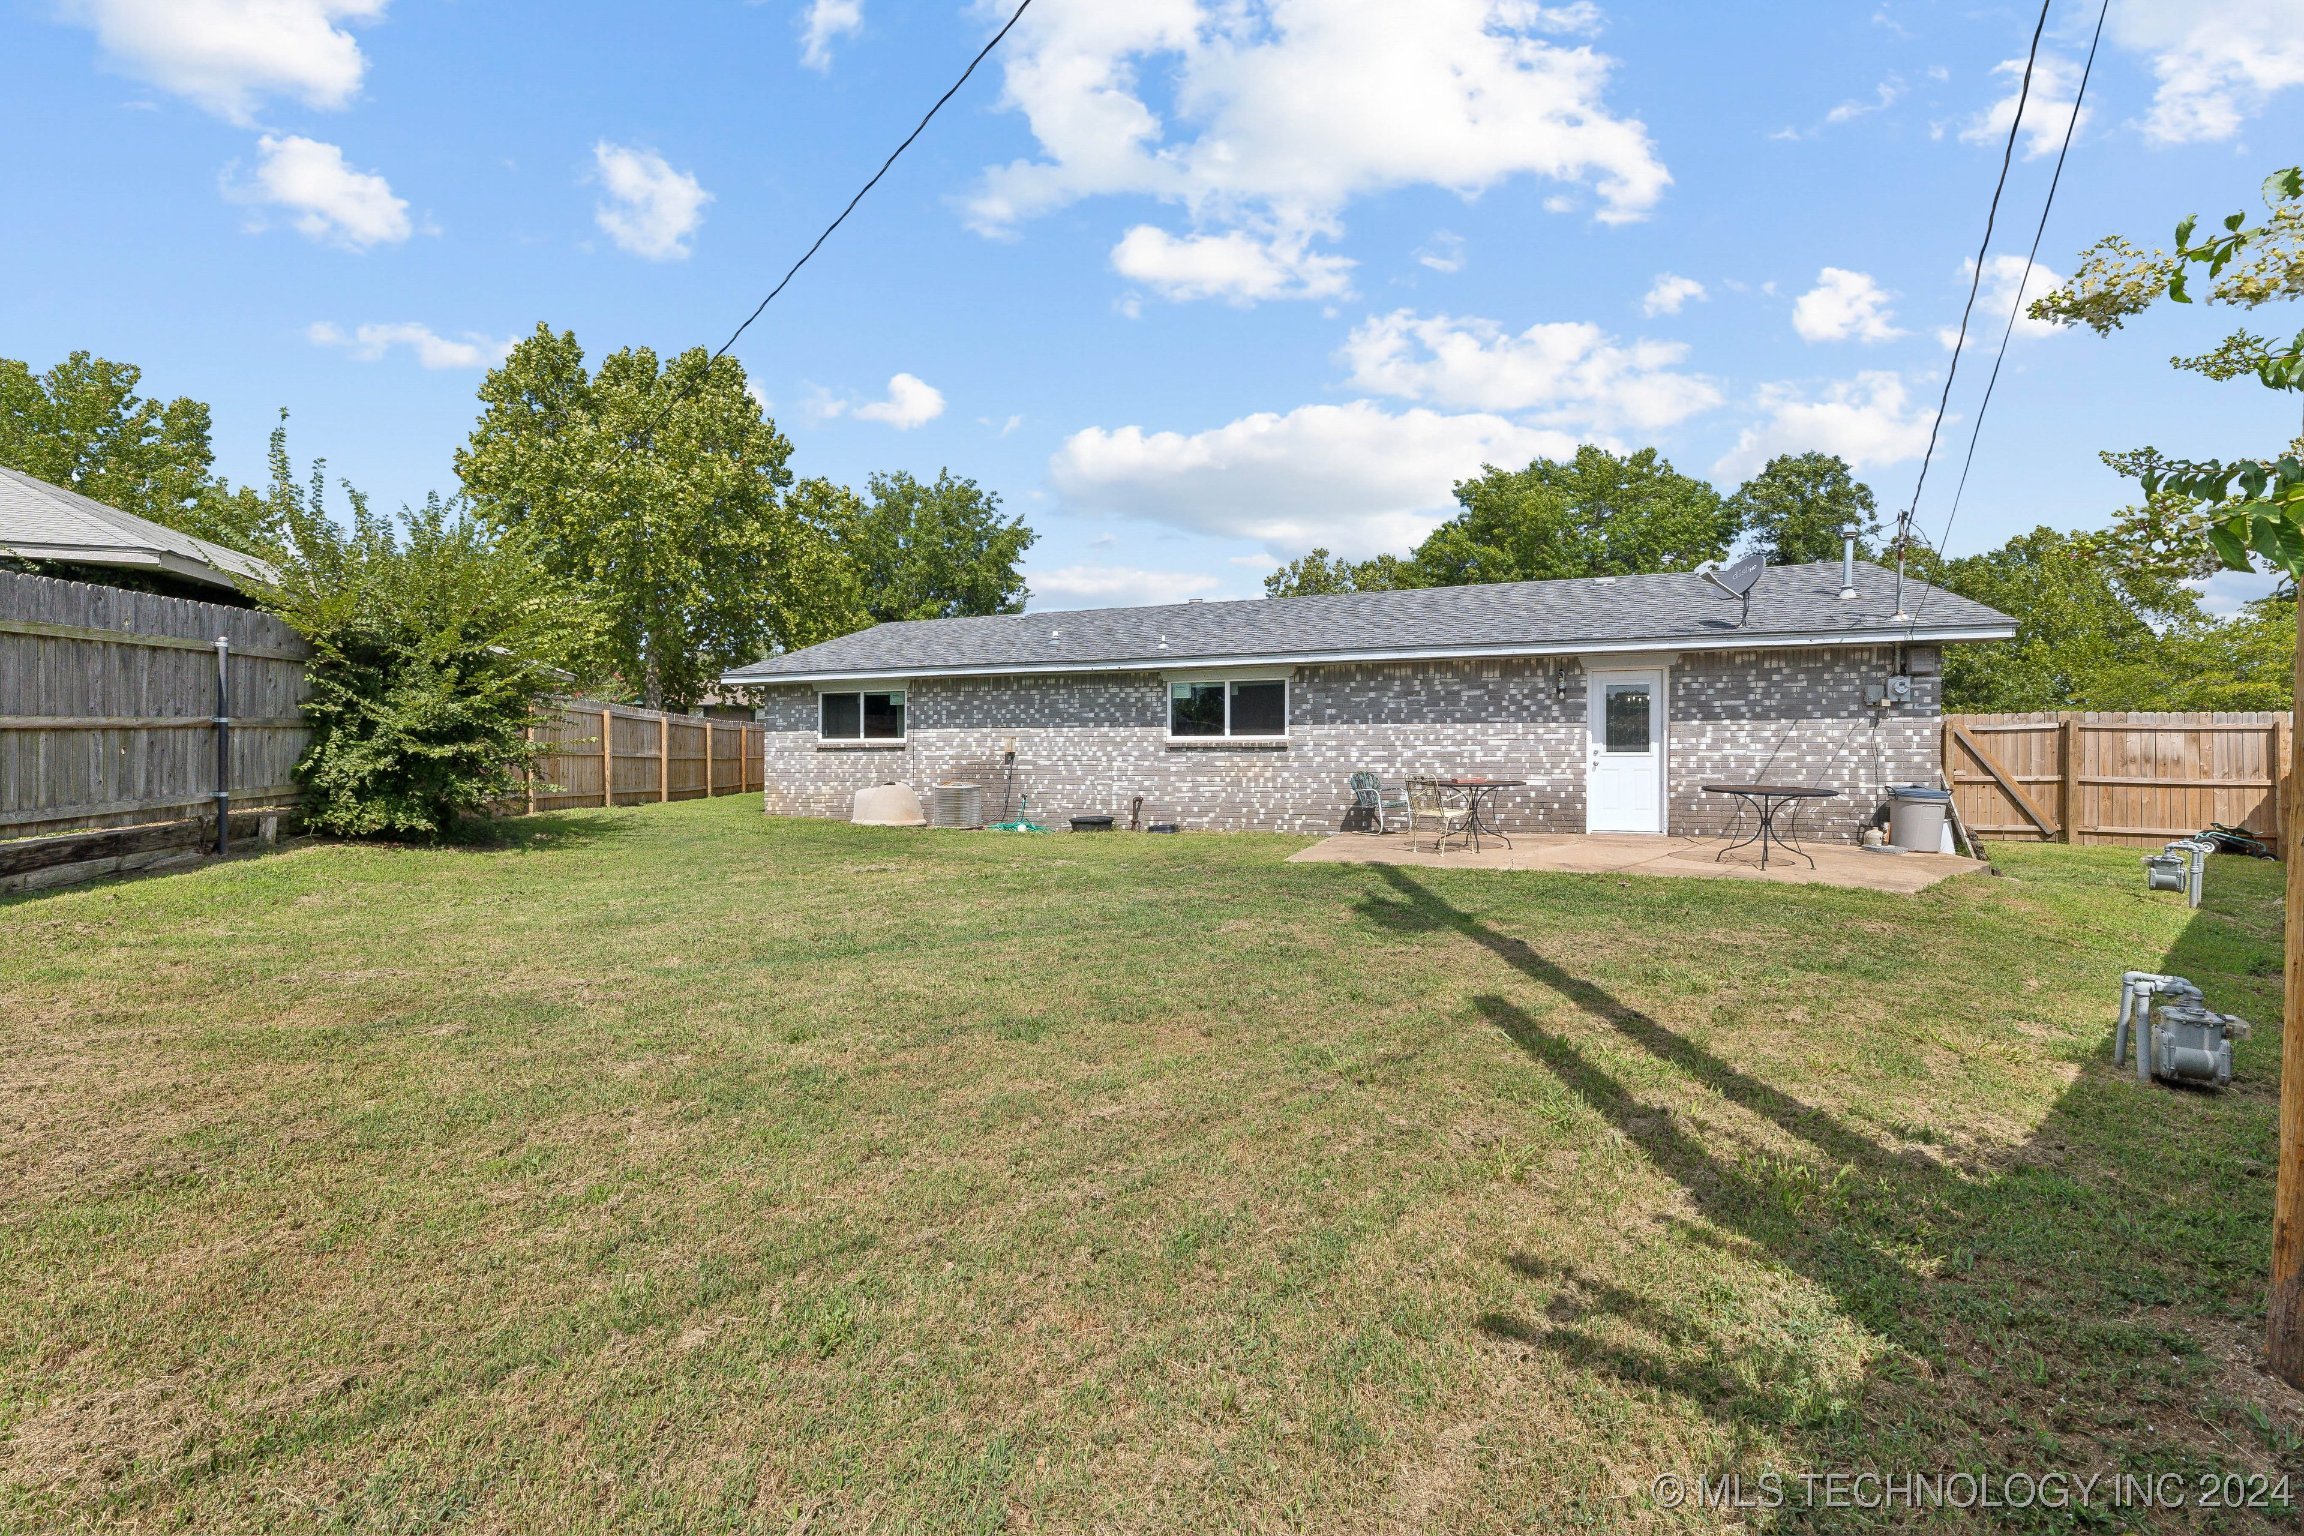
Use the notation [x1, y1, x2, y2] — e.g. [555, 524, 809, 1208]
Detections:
[658, 714, 670, 802]
[600, 706, 614, 808]
[2059, 717, 2080, 844]
[525, 723, 537, 815]
[2278, 714, 2292, 859]
[212, 635, 232, 856]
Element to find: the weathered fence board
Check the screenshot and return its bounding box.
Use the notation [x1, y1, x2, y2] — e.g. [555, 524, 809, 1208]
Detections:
[0, 569, 310, 842]
[1945, 710, 2290, 853]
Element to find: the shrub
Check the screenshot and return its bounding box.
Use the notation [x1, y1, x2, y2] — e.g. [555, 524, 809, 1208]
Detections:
[256, 486, 601, 839]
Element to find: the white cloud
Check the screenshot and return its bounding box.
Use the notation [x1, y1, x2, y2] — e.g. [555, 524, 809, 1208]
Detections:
[824, 372, 946, 429]
[1050, 400, 1572, 558]
[968, 0, 1667, 303]
[798, 0, 862, 72]
[1339, 309, 1719, 432]
[591, 141, 711, 261]
[233, 134, 409, 248]
[1110, 224, 1354, 303]
[60, 0, 384, 123]
[1029, 564, 1224, 608]
[2111, 0, 2304, 143]
[1936, 253, 2067, 348]
[1415, 230, 1466, 274]
[1791, 267, 1903, 343]
[1641, 273, 1705, 316]
[307, 321, 512, 369]
[1960, 54, 2089, 159]
[1825, 76, 1904, 124]
[1711, 371, 1936, 481]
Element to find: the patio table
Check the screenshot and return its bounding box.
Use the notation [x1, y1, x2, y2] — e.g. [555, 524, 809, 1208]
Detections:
[1701, 784, 1838, 870]
[1435, 776, 1526, 852]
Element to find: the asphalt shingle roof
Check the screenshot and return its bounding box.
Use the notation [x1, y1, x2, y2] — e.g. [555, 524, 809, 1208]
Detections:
[724, 560, 2015, 683]
[0, 465, 274, 589]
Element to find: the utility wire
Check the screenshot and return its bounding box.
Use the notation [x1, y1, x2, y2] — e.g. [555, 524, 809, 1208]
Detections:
[1911, 0, 2107, 628]
[707, 0, 1036, 366]
[1892, 0, 2054, 615]
[629, 0, 1035, 437]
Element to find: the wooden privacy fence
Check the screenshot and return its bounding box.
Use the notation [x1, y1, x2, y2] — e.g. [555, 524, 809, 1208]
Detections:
[1944, 711, 2291, 852]
[1, 568, 310, 849]
[523, 701, 764, 811]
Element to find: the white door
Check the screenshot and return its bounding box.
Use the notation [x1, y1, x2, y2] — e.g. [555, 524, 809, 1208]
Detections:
[1586, 668, 1665, 833]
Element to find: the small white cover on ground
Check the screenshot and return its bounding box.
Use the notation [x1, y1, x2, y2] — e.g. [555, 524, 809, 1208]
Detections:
[851, 782, 926, 826]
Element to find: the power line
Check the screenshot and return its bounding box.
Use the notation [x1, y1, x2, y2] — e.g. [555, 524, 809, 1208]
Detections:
[1911, 0, 2108, 626]
[708, 0, 1036, 366]
[1892, 0, 2054, 617]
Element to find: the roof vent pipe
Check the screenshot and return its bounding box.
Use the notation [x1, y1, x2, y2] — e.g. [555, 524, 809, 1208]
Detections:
[1840, 522, 1858, 601]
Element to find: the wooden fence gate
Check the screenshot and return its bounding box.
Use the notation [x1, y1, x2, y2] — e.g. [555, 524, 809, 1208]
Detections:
[1943, 711, 2290, 853]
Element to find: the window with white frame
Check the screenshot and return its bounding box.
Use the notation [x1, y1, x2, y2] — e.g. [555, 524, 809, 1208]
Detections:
[819, 688, 906, 741]
[1167, 676, 1288, 739]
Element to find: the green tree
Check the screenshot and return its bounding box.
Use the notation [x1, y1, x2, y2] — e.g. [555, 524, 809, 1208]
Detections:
[0, 351, 276, 553]
[1263, 548, 1362, 598]
[1407, 445, 1737, 586]
[456, 324, 853, 710]
[1922, 526, 2199, 711]
[1726, 452, 1881, 565]
[252, 432, 602, 839]
[832, 468, 1034, 623]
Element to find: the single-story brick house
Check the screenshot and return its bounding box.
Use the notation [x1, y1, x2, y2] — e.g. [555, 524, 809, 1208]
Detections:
[720, 560, 2015, 839]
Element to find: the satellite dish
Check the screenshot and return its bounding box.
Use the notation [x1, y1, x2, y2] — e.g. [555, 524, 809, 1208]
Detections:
[1701, 553, 1766, 626]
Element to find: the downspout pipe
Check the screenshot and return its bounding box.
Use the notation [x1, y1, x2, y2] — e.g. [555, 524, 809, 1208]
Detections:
[213, 636, 231, 857]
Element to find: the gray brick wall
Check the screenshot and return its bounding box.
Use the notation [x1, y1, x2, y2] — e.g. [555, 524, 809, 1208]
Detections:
[754, 644, 1940, 840]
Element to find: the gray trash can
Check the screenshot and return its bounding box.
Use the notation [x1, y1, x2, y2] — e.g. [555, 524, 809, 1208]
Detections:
[1887, 785, 1952, 852]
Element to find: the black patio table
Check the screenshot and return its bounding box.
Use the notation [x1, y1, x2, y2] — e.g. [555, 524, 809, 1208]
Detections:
[1701, 784, 1838, 870]
[1436, 776, 1527, 852]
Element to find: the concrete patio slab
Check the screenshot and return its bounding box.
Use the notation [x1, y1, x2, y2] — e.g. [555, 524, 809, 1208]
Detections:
[1287, 831, 1984, 893]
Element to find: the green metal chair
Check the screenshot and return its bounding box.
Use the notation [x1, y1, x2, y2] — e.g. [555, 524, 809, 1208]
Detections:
[1349, 771, 1411, 834]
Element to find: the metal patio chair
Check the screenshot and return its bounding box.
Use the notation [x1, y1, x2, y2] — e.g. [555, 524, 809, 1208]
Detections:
[1405, 776, 1472, 854]
[1349, 771, 1411, 834]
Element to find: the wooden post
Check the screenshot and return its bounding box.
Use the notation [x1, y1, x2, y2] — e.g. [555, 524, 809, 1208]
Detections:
[704, 721, 714, 798]
[2277, 714, 2291, 855]
[525, 723, 538, 815]
[659, 714, 671, 802]
[2269, 618, 2304, 1387]
[600, 706, 614, 808]
[2059, 716, 2081, 844]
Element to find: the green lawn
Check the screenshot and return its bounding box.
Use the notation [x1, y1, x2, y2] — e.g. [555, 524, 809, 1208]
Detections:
[3, 799, 2299, 1532]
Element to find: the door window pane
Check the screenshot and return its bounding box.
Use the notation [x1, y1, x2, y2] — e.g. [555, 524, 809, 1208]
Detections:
[1604, 684, 1651, 752]
[1170, 681, 1226, 736]
[862, 691, 905, 739]
[1229, 680, 1286, 735]
[820, 691, 861, 739]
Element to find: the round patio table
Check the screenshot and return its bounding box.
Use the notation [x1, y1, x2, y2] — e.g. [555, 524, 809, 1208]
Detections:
[1701, 784, 1838, 870]
[1436, 776, 1527, 852]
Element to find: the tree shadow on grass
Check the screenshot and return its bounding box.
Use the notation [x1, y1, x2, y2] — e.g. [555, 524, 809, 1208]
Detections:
[1361, 863, 2301, 1527]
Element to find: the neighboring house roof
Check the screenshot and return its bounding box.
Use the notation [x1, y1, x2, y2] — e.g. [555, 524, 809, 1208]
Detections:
[723, 560, 2017, 686]
[0, 465, 274, 590]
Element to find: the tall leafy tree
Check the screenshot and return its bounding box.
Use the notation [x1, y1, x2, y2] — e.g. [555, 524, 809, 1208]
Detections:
[1407, 446, 1738, 586]
[1262, 547, 1362, 598]
[1726, 452, 1881, 565]
[831, 468, 1034, 623]
[0, 351, 276, 553]
[456, 325, 853, 710]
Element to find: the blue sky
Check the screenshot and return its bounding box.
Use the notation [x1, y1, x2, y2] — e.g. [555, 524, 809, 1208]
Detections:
[4, 0, 2302, 612]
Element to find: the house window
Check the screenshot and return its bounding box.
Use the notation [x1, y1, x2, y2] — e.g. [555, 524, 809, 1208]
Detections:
[1168, 677, 1287, 739]
[820, 689, 906, 741]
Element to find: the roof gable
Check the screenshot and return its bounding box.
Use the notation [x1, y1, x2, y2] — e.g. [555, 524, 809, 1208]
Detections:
[0, 465, 274, 589]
